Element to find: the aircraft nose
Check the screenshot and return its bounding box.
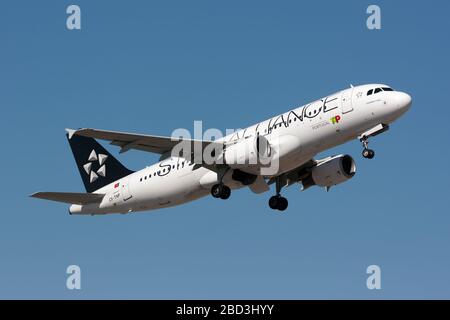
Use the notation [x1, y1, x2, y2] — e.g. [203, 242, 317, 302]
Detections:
[396, 92, 412, 111]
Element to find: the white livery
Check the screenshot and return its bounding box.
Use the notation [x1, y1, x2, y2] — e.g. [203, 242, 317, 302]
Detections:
[31, 84, 412, 214]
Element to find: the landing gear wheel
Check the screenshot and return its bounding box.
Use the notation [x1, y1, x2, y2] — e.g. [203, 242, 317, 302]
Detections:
[277, 197, 288, 211]
[362, 148, 375, 159]
[360, 136, 375, 159]
[269, 196, 280, 210]
[211, 184, 224, 198]
[211, 184, 231, 199]
[268, 196, 288, 211]
[220, 186, 231, 200]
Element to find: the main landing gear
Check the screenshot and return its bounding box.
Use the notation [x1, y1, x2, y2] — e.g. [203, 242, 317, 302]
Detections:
[211, 167, 232, 200]
[211, 183, 231, 200]
[360, 136, 375, 159]
[268, 176, 288, 211]
[269, 195, 288, 211]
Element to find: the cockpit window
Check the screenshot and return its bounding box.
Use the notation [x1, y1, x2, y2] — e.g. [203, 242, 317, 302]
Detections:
[368, 86, 394, 96]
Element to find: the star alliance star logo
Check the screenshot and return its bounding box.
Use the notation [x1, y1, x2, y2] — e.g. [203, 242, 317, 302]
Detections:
[83, 150, 108, 183]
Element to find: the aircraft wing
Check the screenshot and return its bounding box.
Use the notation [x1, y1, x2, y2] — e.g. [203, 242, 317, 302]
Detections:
[267, 159, 316, 188]
[67, 128, 222, 156]
[30, 192, 105, 205]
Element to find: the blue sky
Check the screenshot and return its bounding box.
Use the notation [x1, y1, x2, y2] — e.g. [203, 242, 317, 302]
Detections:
[1, 0, 450, 299]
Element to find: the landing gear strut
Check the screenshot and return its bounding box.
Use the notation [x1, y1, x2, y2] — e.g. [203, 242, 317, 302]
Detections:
[268, 176, 288, 211]
[360, 136, 375, 159]
[211, 183, 231, 200]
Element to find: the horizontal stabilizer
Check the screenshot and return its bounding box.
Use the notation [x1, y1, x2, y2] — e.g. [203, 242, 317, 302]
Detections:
[30, 192, 105, 205]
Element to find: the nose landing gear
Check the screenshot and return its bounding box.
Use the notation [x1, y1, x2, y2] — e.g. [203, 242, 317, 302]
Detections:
[360, 136, 375, 159]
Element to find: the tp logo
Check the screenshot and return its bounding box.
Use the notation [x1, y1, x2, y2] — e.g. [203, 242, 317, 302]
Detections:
[330, 115, 341, 124]
[366, 265, 381, 290]
[66, 265, 81, 290]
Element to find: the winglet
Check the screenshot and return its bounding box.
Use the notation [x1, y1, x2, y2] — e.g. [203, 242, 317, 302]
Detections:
[65, 128, 77, 139]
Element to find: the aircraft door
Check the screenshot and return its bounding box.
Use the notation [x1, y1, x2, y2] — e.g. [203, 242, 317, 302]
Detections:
[341, 88, 354, 114]
[121, 178, 133, 202]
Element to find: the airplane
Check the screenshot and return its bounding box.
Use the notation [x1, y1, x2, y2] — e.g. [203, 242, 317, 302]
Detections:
[30, 84, 412, 214]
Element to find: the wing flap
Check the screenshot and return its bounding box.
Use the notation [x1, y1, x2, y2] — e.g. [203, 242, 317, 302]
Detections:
[30, 192, 105, 205]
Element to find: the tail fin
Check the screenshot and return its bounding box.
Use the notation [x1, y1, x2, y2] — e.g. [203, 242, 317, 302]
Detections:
[66, 129, 134, 193]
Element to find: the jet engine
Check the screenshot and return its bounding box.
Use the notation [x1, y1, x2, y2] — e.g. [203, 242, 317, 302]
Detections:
[219, 135, 272, 169]
[302, 154, 356, 189]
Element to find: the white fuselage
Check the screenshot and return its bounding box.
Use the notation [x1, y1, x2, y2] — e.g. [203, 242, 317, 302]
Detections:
[69, 84, 411, 215]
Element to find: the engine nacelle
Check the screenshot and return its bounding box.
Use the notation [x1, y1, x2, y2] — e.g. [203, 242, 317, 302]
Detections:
[219, 135, 272, 169]
[302, 154, 356, 189]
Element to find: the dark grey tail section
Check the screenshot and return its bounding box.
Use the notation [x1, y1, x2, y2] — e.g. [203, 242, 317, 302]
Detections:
[66, 132, 134, 193]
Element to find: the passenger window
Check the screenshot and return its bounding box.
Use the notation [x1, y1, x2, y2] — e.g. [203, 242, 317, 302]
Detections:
[374, 88, 382, 94]
[367, 89, 373, 96]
